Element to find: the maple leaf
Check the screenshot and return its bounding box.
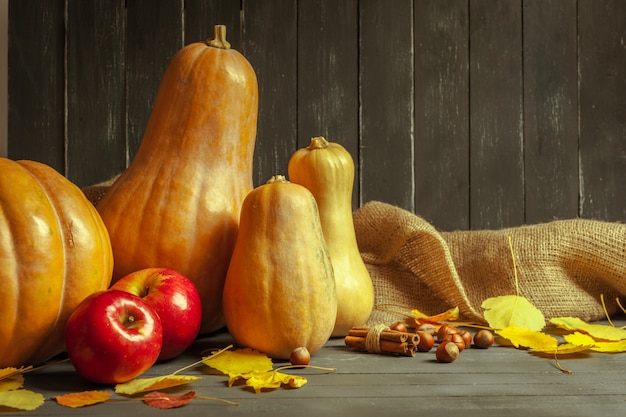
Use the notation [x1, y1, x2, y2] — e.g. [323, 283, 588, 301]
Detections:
[482, 295, 545, 331]
[114, 374, 201, 395]
[496, 325, 558, 349]
[143, 390, 196, 409]
[55, 390, 112, 408]
[550, 317, 626, 341]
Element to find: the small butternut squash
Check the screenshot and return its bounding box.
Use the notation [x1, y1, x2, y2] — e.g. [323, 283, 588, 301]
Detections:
[97, 25, 258, 333]
[288, 136, 374, 336]
[222, 175, 337, 359]
[0, 158, 113, 367]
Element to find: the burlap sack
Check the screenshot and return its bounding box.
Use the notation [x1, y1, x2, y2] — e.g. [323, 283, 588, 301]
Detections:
[353, 201, 626, 326]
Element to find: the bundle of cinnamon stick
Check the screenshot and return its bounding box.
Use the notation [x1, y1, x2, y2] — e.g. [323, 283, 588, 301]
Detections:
[344, 325, 420, 357]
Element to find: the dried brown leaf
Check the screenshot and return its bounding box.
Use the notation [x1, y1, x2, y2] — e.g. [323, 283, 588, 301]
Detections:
[143, 390, 196, 409]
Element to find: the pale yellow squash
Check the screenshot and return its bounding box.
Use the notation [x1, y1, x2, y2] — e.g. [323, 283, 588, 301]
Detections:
[288, 137, 374, 336]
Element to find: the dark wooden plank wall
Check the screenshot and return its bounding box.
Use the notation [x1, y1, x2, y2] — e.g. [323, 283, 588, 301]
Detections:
[7, 0, 626, 231]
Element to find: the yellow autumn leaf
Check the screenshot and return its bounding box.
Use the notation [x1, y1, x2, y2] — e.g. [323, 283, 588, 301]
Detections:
[0, 389, 45, 411]
[496, 326, 558, 350]
[531, 343, 592, 355]
[589, 339, 626, 353]
[55, 390, 112, 408]
[563, 331, 596, 346]
[550, 317, 626, 341]
[202, 347, 309, 393]
[411, 306, 459, 324]
[245, 371, 307, 394]
[482, 295, 545, 331]
[0, 374, 24, 391]
[202, 347, 273, 381]
[563, 332, 626, 353]
[0, 366, 30, 382]
[115, 375, 201, 396]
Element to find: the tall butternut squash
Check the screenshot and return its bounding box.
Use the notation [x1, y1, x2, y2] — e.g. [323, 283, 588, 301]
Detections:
[223, 175, 337, 359]
[97, 25, 257, 333]
[288, 136, 374, 336]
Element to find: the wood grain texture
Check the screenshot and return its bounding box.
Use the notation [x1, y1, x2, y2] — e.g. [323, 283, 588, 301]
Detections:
[6, 1, 626, 228]
[359, 0, 415, 211]
[297, 0, 360, 208]
[469, 0, 524, 229]
[125, 0, 184, 165]
[65, 0, 126, 187]
[18, 323, 626, 417]
[7, 0, 65, 172]
[414, 0, 470, 231]
[243, 0, 298, 187]
[578, 0, 626, 221]
[523, 0, 579, 223]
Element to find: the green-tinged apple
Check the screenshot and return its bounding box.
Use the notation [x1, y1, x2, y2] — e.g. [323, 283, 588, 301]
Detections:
[110, 267, 202, 361]
[65, 290, 163, 384]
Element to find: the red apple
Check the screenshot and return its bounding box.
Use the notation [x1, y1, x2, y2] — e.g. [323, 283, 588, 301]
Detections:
[65, 290, 163, 384]
[110, 267, 202, 361]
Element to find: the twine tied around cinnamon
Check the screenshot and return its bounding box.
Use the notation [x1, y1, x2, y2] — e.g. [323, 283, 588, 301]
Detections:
[365, 324, 389, 353]
[344, 325, 420, 357]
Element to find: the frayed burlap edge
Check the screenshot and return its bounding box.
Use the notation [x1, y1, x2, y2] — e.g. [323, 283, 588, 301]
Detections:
[354, 201, 626, 327]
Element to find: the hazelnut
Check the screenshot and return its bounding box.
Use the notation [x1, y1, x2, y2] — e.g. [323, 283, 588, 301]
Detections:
[416, 323, 436, 336]
[436, 324, 459, 342]
[436, 341, 460, 363]
[289, 346, 311, 367]
[473, 329, 495, 349]
[415, 331, 435, 352]
[442, 333, 466, 352]
[457, 330, 473, 348]
[389, 321, 408, 333]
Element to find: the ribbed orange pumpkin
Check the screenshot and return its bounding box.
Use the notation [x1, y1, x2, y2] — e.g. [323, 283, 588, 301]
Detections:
[96, 25, 258, 333]
[0, 158, 113, 367]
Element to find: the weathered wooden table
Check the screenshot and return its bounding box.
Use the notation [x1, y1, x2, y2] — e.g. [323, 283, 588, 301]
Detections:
[15, 319, 626, 417]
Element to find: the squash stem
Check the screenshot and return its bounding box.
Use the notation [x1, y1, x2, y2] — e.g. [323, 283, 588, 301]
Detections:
[267, 174, 289, 184]
[207, 25, 231, 49]
[308, 136, 330, 150]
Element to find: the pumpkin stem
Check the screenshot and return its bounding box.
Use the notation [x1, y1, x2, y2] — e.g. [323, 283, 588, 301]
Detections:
[308, 136, 330, 150]
[207, 25, 231, 49]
